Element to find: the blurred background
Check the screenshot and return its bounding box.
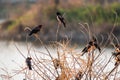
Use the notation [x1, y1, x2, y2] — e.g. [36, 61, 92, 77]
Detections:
[0, 0, 120, 44]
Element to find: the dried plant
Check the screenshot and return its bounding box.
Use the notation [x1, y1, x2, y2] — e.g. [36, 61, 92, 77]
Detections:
[0, 10, 120, 80]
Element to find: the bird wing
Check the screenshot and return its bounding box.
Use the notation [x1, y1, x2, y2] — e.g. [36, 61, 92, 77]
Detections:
[82, 46, 88, 53]
[94, 43, 101, 53]
[59, 15, 66, 27]
[58, 15, 64, 21]
[34, 26, 40, 31]
[29, 26, 40, 36]
[81, 45, 91, 56]
[32, 26, 40, 33]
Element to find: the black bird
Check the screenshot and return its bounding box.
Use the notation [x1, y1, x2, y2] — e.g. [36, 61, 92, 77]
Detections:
[29, 25, 42, 36]
[81, 37, 101, 56]
[26, 57, 32, 70]
[56, 12, 66, 27]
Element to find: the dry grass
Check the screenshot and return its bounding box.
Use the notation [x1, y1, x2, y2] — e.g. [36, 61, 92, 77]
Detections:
[0, 21, 120, 80]
[0, 8, 120, 80]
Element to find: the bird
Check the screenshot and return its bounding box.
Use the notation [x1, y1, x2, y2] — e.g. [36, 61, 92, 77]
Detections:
[56, 11, 66, 27]
[29, 25, 42, 36]
[26, 57, 32, 70]
[81, 37, 101, 56]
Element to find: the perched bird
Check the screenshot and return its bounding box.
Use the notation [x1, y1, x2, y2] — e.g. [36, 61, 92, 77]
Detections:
[29, 25, 42, 36]
[26, 57, 32, 70]
[56, 12, 66, 27]
[81, 37, 101, 56]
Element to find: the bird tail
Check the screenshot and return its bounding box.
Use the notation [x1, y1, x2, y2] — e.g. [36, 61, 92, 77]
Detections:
[81, 52, 85, 56]
[115, 62, 118, 66]
[62, 21, 66, 28]
[29, 32, 32, 36]
[98, 48, 101, 53]
[28, 65, 32, 70]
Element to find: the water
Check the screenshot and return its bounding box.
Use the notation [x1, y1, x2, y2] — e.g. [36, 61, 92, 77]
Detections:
[0, 41, 57, 80]
[0, 19, 6, 24]
[0, 41, 119, 80]
[0, 41, 30, 80]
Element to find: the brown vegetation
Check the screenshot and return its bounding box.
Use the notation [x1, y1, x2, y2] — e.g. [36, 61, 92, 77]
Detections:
[0, 21, 120, 80]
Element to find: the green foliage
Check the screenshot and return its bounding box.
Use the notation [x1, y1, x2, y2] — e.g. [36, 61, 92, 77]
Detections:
[6, 3, 120, 32]
[55, 3, 120, 25]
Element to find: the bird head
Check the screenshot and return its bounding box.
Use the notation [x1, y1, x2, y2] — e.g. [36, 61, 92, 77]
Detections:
[27, 57, 32, 60]
[115, 44, 120, 48]
[56, 12, 61, 15]
[89, 41, 93, 45]
[38, 25, 42, 28]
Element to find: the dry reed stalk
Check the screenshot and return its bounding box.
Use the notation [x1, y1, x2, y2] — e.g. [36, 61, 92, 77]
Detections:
[33, 55, 55, 79]
[104, 64, 119, 80]
[1, 16, 120, 80]
[34, 36, 60, 77]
